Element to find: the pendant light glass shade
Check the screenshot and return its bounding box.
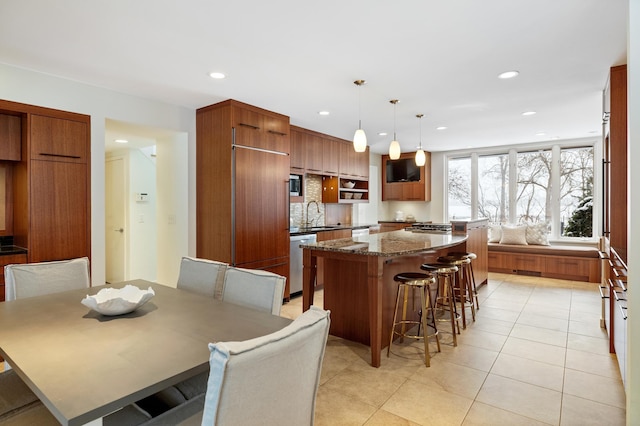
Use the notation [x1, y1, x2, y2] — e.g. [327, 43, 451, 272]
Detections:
[415, 113, 425, 166]
[388, 99, 401, 159]
[353, 128, 367, 152]
[389, 140, 401, 160]
[353, 80, 367, 152]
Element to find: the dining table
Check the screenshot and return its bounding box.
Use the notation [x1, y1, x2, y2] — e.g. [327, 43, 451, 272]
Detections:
[0, 279, 292, 426]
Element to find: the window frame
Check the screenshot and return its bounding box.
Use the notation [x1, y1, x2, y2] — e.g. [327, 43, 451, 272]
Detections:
[445, 138, 600, 243]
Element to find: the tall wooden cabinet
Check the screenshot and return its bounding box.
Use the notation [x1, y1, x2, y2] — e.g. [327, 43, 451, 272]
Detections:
[382, 151, 431, 201]
[196, 100, 291, 295]
[0, 100, 91, 264]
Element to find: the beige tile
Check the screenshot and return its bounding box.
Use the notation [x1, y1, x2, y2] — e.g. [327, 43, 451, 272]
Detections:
[363, 409, 420, 426]
[563, 368, 626, 409]
[476, 374, 562, 424]
[491, 353, 564, 391]
[462, 401, 550, 426]
[501, 336, 566, 366]
[516, 312, 569, 332]
[410, 360, 488, 399]
[314, 385, 377, 426]
[478, 297, 525, 312]
[565, 348, 622, 380]
[436, 342, 499, 372]
[321, 364, 408, 408]
[464, 317, 514, 336]
[570, 299, 602, 315]
[560, 394, 626, 426]
[569, 309, 602, 323]
[475, 307, 520, 323]
[510, 323, 568, 347]
[568, 320, 608, 339]
[456, 329, 508, 352]
[521, 303, 570, 320]
[383, 378, 474, 426]
[566, 332, 611, 356]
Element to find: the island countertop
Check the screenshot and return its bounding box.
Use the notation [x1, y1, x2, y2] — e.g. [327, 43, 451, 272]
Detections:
[299, 229, 467, 257]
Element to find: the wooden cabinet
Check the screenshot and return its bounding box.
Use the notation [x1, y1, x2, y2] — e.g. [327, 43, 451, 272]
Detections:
[451, 219, 489, 286]
[322, 176, 368, 204]
[603, 65, 627, 263]
[378, 222, 409, 233]
[0, 253, 27, 302]
[290, 125, 368, 179]
[314, 228, 351, 287]
[197, 100, 291, 295]
[381, 151, 431, 201]
[0, 100, 92, 265]
[289, 128, 305, 172]
[0, 113, 21, 161]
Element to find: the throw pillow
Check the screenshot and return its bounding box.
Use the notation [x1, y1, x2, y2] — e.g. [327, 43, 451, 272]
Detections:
[500, 225, 528, 245]
[526, 222, 550, 245]
[488, 224, 502, 243]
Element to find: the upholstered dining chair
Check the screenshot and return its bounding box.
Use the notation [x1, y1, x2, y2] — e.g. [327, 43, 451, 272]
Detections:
[221, 266, 286, 315]
[176, 256, 228, 299]
[200, 306, 330, 425]
[4, 256, 90, 301]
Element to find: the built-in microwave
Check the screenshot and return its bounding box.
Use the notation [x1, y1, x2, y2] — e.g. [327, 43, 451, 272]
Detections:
[290, 174, 302, 197]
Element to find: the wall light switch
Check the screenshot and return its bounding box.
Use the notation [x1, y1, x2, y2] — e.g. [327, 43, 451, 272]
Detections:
[135, 193, 149, 202]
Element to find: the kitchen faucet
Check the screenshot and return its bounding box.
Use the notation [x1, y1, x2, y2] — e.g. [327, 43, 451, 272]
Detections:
[305, 200, 320, 228]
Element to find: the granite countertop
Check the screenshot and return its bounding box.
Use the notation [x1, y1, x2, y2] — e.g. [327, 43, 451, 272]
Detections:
[299, 229, 467, 257]
[290, 223, 377, 236]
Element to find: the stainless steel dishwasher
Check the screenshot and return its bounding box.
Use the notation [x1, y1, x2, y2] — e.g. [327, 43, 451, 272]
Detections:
[289, 233, 317, 296]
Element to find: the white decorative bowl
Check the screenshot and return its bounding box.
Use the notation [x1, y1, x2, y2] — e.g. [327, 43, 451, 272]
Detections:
[81, 285, 155, 316]
[353, 193, 363, 199]
[342, 181, 355, 189]
[343, 192, 353, 199]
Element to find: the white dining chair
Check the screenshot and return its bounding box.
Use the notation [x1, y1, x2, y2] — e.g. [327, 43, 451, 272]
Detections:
[176, 256, 228, 299]
[4, 257, 91, 301]
[221, 266, 286, 315]
[199, 306, 330, 425]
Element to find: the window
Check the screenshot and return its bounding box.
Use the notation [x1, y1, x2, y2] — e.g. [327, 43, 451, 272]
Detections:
[448, 157, 471, 219]
[478, 153, 509, 223]
[447, 144, 595, 241]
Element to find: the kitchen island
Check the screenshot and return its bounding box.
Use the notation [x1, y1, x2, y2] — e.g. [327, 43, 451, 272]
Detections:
[301, 230, 468, 367]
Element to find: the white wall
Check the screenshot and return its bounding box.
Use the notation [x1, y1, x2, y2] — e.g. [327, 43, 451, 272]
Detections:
[128, 149, 158, 282]
[0, 63, 196, 286]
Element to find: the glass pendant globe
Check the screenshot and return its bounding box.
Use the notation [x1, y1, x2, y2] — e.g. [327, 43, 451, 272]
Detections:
[389, 140, 401, 160]
[415, 149, 426, 166]
[353, 129, 367, 152]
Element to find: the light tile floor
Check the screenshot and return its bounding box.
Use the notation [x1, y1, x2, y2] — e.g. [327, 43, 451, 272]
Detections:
[280, 273, 626, 426]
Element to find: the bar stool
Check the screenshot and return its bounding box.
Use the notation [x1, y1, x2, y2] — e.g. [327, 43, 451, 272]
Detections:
[437, 255, 476, 329]
[388, 272, 440, 367]
[448, 251, 480, 311]
[420, 263, 460, 346]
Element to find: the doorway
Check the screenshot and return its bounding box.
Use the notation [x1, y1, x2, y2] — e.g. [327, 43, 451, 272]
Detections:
[105, 119, 188, 285]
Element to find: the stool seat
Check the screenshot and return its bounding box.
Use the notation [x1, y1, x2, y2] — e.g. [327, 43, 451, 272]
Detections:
[437, 255, 471, 266]
[394, 272, 433, 284]
[448, 251, 477, 261]
[421, 263, 459, 274]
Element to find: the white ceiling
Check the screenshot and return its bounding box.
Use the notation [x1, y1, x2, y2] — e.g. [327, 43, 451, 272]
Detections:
[0, 0, 628, 154]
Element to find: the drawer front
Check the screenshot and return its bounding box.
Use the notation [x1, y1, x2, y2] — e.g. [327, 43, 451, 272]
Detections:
[513, 254, 543, 271]
[545, 257, 590, 276]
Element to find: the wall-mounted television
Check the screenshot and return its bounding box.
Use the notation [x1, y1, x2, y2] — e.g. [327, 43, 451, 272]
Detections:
[386, 158, 421, 183]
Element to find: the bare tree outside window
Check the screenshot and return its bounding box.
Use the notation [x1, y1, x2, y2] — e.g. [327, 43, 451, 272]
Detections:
[446, 145, 594, 240]
[478, 154, 509, 223]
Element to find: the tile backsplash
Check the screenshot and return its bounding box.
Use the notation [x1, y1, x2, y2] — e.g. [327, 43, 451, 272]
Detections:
[290, 174, 324, 228]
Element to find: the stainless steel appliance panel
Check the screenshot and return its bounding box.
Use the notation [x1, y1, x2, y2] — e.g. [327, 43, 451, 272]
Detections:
[290, 233, 317, 296]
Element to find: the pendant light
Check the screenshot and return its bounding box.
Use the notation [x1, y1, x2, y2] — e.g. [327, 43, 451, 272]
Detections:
[388, 99, 401, 160]
[352, 80, 367, 152]
[415, 114, 426, 166]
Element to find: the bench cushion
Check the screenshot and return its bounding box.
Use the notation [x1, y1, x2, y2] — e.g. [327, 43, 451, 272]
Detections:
[489, 243, 599, 258]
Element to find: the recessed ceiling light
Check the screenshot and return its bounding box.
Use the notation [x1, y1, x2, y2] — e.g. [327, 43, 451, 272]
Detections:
[536, 132, 546, 136]
[115, 139, 128, 144]
[588, 130, 598, 134]
[522, 111, 536, 116]
[318, 111, 330, 116]
[498, 70, 519, 79]
[209, 72, 226, 79]
[378, 132, 388, 136]
[436, 126, 448, 130]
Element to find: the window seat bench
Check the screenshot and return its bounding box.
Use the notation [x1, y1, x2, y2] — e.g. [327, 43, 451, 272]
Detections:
[488, 242, 600, 282]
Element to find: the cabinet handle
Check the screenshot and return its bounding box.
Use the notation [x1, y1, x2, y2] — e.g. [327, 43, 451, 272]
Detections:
[267, 130, 287, 136]
[39, 153, 82, 159]
[238, 123, 260, 130]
